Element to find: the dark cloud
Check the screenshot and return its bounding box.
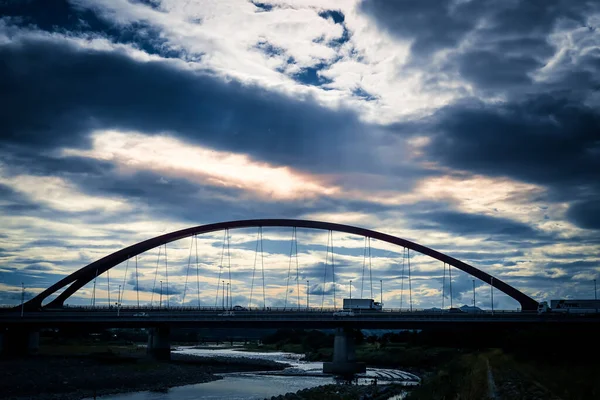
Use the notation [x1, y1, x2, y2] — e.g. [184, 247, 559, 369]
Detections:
[359, 0, 594, 58]
[0, 0, 188, 59]
[402, 95, 600, 230]
[0, 34, 383, 175]
[128, 0, 163, 12]
[456, 50, 542, 90]
[566, 200, 600, 230]
[359, 0, 481, 57]
[22, 264, 53, 272]
[359, 0, 599, 95]
[409, 210, 540, 238]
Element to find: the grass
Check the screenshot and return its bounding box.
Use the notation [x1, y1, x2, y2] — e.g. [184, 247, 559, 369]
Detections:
[488, 349, 600, 400]
[406, 352, 491, 400]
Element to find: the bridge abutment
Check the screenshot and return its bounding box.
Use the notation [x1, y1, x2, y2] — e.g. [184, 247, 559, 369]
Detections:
[0, 328, 39, 356]
[146, 326, 171, 360]
[323, 327, 366, 376]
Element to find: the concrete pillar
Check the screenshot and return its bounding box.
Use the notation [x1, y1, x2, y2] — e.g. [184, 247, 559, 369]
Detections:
[146, 326, 171, 360]
[323, 328, 366, 376]
[0, 328, 39, 356]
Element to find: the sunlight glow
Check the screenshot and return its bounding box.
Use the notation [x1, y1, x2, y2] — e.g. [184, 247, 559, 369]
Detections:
[62, 130, 340, 200]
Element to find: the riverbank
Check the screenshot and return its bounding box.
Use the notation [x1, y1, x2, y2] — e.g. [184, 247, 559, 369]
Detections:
[0, 347, 289, 400]
[243, 342, 447, 376]
[266, 383, 410, 400]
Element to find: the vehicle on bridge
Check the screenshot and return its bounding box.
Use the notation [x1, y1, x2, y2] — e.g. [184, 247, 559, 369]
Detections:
[218, 311, 235, 317]
[538, 300, 600, 314]
[333, 310, 355, 317]
[133, 312, 149, 317]
[343, 298, 382, 311]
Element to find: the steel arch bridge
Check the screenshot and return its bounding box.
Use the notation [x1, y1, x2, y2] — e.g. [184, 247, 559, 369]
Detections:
[22, 219, 539, 311]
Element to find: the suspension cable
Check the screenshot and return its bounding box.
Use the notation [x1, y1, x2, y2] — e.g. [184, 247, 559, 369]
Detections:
[249, 228, 259, 309]
[106, 267, 111, 307]
[368, 237, 374, 300]
[260, 227, 266, 309]
[361, 237, 367, 298]
[215, 230, 227, 307]
[135, 256, 139, 307]
[295, 227, 300, 309]
[442, 262, 446, 309]
[331, 231, 336, 310]
[120, 257, 129, 305]
[449, 263, 453, 309]
[400, 248, 405, 310]
[182, 236, 194, 305]
[227, 230, 232, 310]
[195, 235, 201, 308]
[408, 248, 413, 312]
[91, 268, 98, 307]
[321, 231, 329, 311]
[151, 246, 162, 306]
[285, 227, 294, 309]
[164, 244, 169, 308]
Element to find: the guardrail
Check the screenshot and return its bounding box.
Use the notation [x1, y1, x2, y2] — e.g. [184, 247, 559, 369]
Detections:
[2, 304, 528, 314]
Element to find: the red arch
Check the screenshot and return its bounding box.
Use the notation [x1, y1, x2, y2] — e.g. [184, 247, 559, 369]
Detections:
[23, 219, 539, 311]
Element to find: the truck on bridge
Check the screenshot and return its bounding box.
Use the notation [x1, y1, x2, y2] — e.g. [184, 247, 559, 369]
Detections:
[538, 299, 600, 314]
[343, 298, 383, 311]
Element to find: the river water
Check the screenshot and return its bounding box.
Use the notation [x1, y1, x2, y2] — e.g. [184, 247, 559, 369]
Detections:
[88, 346, 419, 400]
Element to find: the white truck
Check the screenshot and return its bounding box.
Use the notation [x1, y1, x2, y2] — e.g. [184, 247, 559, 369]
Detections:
[537, 299, 600, 314]
[342, 298, 383, 311]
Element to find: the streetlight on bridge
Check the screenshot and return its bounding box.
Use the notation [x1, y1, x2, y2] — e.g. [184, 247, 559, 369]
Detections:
[380, 279, 383, 308]
[159, 281, 163, 309]
[117, 284, 122, 316]
[349, 280, 352, 302]
[222, 280, 225, 310]
[306, 280, 309, 310]
[472, 280, 476, 308]
[227, 283, 230, 310]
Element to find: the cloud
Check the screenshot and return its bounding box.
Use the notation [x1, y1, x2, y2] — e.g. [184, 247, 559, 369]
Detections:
[408, 209, 541, 238]
[566, 200, 600, 230]
[0, 30, 389, 176]
[0, 0, 598, 310]
[62, 130, 340, 200]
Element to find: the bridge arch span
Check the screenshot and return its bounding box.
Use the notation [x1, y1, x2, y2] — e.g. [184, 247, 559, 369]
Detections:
[23, 219, 539, 311]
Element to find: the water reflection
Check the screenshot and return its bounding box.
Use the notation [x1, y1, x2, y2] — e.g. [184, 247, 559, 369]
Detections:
[87, 346, 418, 400]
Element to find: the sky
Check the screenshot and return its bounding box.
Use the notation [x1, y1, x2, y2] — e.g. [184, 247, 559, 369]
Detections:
[0, 0, 599, 310]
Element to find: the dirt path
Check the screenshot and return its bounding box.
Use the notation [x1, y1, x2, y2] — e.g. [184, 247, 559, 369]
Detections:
[486, 359, 498, 399]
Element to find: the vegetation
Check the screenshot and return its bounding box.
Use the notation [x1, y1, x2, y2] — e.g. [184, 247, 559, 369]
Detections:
[252, 326, 600, 400]
[406, 353, 490, 400]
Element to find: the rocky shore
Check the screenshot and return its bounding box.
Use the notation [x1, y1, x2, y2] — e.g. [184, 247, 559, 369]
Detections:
[266, 383, 410, 400]
[1, 351, 289, 400]
[172, 351, 291, 370]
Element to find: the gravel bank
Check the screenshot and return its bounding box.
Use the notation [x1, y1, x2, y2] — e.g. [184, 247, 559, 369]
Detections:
[1, 351, 288, 400]
[172, 351, 291, 370]
[266, 383, 410, 400]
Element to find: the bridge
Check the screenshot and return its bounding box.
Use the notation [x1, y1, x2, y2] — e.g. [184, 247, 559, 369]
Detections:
[2, 219, 596, 374]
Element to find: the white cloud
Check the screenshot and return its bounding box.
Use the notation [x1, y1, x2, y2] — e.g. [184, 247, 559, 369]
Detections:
[62, 129, 340, 200]
[0, 166, 128, 213]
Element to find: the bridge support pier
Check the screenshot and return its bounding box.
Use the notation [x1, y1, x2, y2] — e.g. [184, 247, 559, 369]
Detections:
[323, 328, 366, 376]
[0, 328, 39, 356]
[147, 326, 170, 360]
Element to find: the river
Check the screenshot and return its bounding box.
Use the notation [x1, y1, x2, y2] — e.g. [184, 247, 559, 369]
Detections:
[86, 346, 419, 400]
